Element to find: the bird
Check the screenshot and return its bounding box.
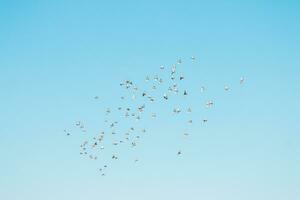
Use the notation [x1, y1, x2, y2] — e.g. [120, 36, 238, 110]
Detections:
[64, 129, 70, 136]
[163, 94, 168, 100]
[173, 108, 181, 114]
[240, 76, 245, 84]
[64, 55, 246, 176]
[206, 100, 214, 108]
[200, 86, 206, 93]
[224, 86, 230, 91]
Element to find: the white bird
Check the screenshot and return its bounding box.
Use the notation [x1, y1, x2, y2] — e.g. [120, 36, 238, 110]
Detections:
[206, 100, 214, 108]
[240, 76, 245, 84]
[224, 86, 230, 91]
[173, 108, 181, 114]
[171, 65, 176, 74]
[132, 141, 137, 147]
[200, 86, 206, 93]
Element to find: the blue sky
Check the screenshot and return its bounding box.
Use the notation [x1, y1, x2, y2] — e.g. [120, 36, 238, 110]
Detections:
[1, 1, 300, 200]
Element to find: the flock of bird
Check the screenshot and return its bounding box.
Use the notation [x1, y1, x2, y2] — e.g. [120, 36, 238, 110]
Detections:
[64, 56, 245, 176]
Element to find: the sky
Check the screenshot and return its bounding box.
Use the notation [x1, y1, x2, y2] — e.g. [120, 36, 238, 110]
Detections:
[0, 0, 300, 199]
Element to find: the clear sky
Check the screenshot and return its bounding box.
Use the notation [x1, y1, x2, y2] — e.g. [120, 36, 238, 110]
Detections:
[1, 1, 300, 200]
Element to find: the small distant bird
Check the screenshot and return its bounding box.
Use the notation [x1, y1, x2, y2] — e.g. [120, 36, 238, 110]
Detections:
[173, 108, 181, 114]
[240, 76, 245, 84]
[163, 94, 168, 100]
[206, 100, 214, 108]
[132, 142, 137, 147]
[224, 86, 230, 91]
[171, 65, 176, 74]
[200, 86, 206, 93]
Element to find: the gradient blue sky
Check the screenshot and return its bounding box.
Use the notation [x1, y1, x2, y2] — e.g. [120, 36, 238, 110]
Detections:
[1, 1, 300, 200]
